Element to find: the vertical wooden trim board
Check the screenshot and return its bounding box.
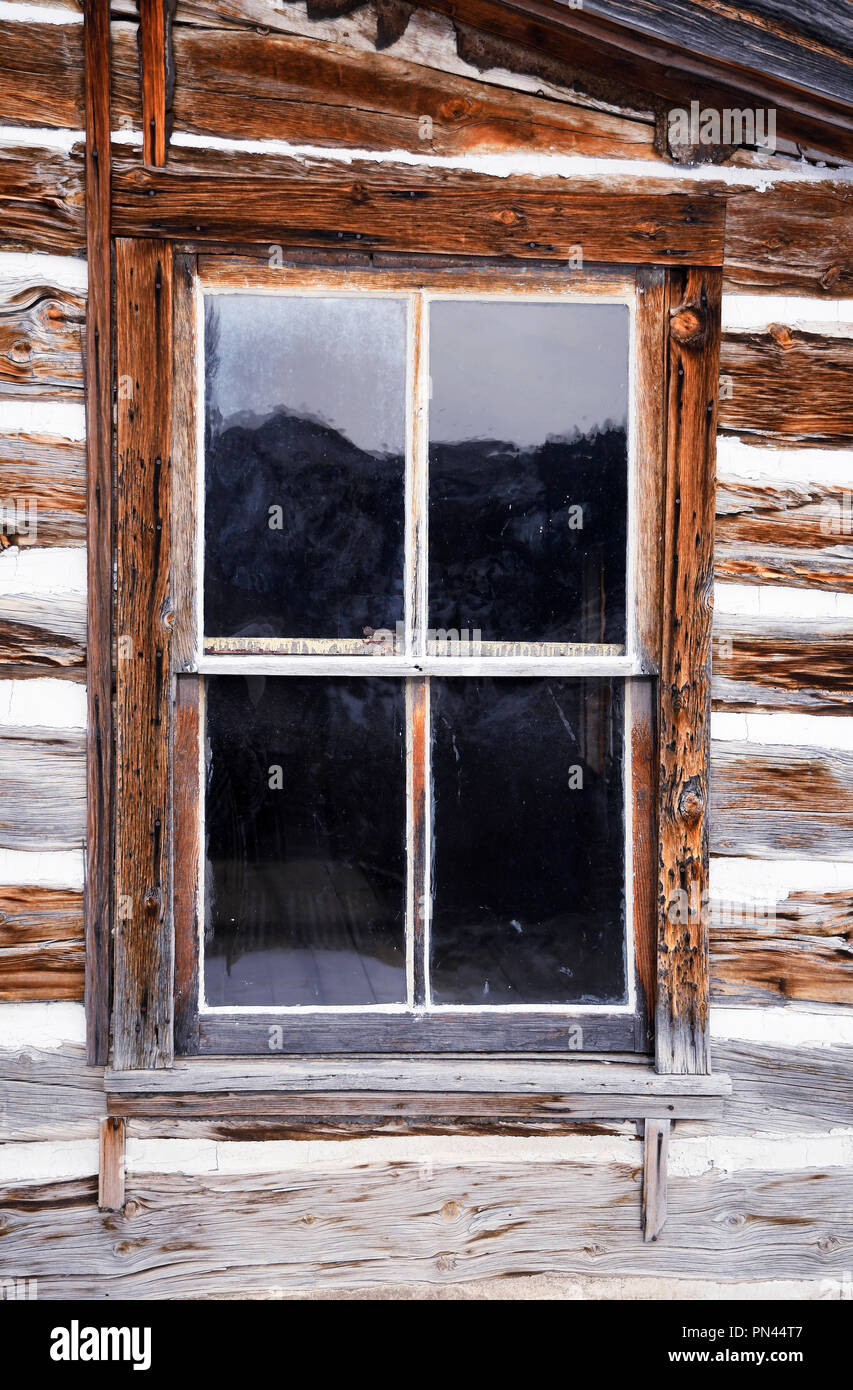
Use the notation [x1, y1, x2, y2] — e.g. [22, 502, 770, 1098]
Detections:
[83, 0, 113, 1066]
[113, 238, 175, 1070]
[656, 267, 723, 1077]
[139, 0, 176, 167]
[98, 1116, 126, 1211]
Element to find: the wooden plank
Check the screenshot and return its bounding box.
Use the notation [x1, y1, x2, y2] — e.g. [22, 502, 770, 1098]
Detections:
[0, 885, 84, 1001]
[98, 1116, 126, 1211]
[141, 24, 659, 159]
[711, 887, 853, 1008]
[719, 328, 853, 447]
[711, 741, 853, 860]
[0, 282, 84, 400]
[642, 1117, 669, 1242]
[713, 615, 853, 715]
[4, 1162, 851, 1292]
[723, 182, 853, 297]
[0, 145, 85, 256]
[105, 1057, 731, 1096]
[113, 238, 175, 1071]
[84, 0, 113, 1067]
[630, 680, 656, 1050]
[0, 19, 85, 128]
[0, 434, 86, 548]
[198, 1013, 638, 1054]
[0, 727, 85, 852]
[716, 475, 853, 593]
[169, 252, 199, 670]
[656, 267, 722, 1076]
[701, 1040, 853, 1136]
[0, 1045, 105, 1141]
[126, 1114, 636, 1140]
[0, 594, 86, 671]
[110, 147, 726, 263]
[139, 0, 176, 166]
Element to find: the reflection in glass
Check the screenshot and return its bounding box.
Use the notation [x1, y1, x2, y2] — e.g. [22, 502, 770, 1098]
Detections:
[430, 678, 626, 1005]
[204, 677, 406, 1006]
[204, 295, 406, 640]
[428, 301, 629, 645]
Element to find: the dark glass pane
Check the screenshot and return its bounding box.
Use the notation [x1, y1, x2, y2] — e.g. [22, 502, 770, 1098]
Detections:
[428, 301, 629, 645]
[430, 678, 626, 1004]
[204, 295, 406, 640]
[204, 676, 406, 1006]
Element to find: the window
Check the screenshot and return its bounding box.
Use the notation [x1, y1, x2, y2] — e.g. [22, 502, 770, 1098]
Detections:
[109, 225, 722, 1078]
[163, 261, 659, 1055]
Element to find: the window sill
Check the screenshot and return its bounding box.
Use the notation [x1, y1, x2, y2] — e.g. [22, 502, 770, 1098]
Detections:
[105, 1056, 731, 1122]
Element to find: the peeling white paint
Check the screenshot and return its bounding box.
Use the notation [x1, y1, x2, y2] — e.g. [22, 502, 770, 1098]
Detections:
[109, 126, 853, 188]
[0, 1001, 86, 1049]
[670, 1131, 853, 1177]
[0, 399, 85, 439]
[0, 847, 84, 889]
[711, 1004, 853, 1049]
[0, 545, 86, 596]
[0, 250, 87, 292]
[716, 437, 853, 486]
[0, 125, 83, 152]
[0, 1140, 97, 1185]
[0, 678, 85, 730]
[0, 3, 81, 22]
[722, 295, 853, 333]
[712, 709, 853, 751]
[714, 582, 853, 621]
[711, 856, 853, 900]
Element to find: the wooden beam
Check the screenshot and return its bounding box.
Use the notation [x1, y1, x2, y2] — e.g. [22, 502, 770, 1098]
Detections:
[110, 147, 726, 263]
[98, 1116, 126, 1211]
[719, 327, 853, 447]
[0, 887, 84, 1002]
[138, 0, 176, 166]
[656, 267, 723, 1076]
[113, 238, 174, 1071]
[0, 145, 85, 256]
[642, 1117, 670, 1241]
[83, 0, 113, 1067]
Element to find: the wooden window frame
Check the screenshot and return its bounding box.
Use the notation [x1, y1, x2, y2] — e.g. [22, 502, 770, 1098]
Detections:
[176, 257, 652, 1057]
[103, 190, 723, 1096]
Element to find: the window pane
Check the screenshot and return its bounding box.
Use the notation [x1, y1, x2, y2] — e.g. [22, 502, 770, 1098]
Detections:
[204, 676, 407, 1006]
[428, 301, 629, 646]
[430, 677, 626, 1005]
[204, 295, 407, 640]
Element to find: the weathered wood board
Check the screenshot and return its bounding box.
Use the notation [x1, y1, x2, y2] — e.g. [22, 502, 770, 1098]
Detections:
[716, 476, 853, 593]
[0, 727, 85, 852]
[0, 886, 84, 1001]
[710, 741, 853, 860]
[0, 435, 86, 548]
[719, 328, 853, 447]
[712, 616, 853, 715]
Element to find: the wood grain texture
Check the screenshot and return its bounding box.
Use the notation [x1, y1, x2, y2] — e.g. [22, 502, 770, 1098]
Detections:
[169, 252, 199, 670]
[0, 594, 86, 671]
[139, 0, 176, 166]
[0, 885, 83, 1001]
[0, 434, 86, 547]
[723, 183, 853, 296]
[713, 615, 853, 714]
[3, 1162, 851, 1293]
[0, 283, 84, 401]
[110, 146, 726, 262]
[701, 1040, 853, 1136]
[656, 267, 722, 1076]
[719, 327, 853, 446]
[84, 0, 113, 1066]
[131, 23, 659, 158]
[710, 741, 853, 860]
[113, 238, 174, 1071]
[0, 1045, 105, 1142]
[98, 1116, 126, 1211]
[0, 145, 85, 256]
[172, 677, 200, 1055]
[642, 1117, 669, 1242]
[716, 475, 853, 592]
[711, 887, 853, 1007]
[0, 19, 85, 128]
[0, 727, 85, 852]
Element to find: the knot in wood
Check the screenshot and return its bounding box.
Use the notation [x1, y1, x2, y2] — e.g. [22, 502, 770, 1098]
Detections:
[494, 207, 519, 226]
[670, 304, 706, 347]
[678, 783, 704, 827]
[439, 97, 474, 123]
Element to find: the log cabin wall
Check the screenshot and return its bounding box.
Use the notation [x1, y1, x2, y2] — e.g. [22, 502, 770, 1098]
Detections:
[0, 0, 851, 1297]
